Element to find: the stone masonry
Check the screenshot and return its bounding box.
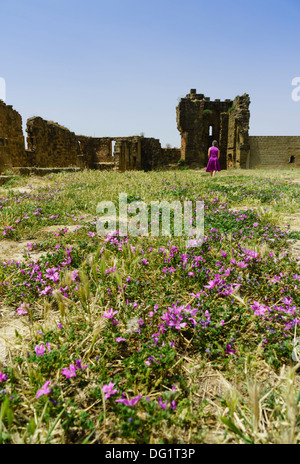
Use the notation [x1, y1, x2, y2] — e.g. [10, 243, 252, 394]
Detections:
[177, 89, 300, 169]
[249, 136, 300, 168]
[0, 100, 27, 170]
[0, 95, 300, 173]
[76, 136, 114, 169]
[176, 90, 250, 169]
[0, 101, 169, 173]
[161, 148, 181, 165]
[76, 135, 165, 171]
[26, 117, 82, 168]
[226, 94, 251, 169]
[0, 137, 11, 172]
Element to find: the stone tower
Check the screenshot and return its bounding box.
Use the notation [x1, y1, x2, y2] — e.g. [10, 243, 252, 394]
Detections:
[176, 90, 250, 169]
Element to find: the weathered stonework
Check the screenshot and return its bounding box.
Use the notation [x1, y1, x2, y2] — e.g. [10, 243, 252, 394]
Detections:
[26, 117, 82, 168]
[75, 135, 163, 172]
[140, 138, 163, 171]
[249, 136, 300, 168]
[115, 136, 162, 172]
[176, 90, 250, 169]
[176, 90, 231, 168]
[0, 137, 11, 172]
[161, 148, 181, 165]
[0, 100, 26, 171]
[1, 95, 300, 174]
[118, 137, 142, 171]
[226, 94, 251, 169]
[76, 136, 114, 169]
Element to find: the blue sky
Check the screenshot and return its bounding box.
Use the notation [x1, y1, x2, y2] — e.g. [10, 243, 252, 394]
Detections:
[1, 0, 300, 147]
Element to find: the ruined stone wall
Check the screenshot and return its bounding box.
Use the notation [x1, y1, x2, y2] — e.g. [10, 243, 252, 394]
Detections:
[176, 90, 252, 170]
[26, 117, 82, 168]
[76, 136, 164, 171]
[226, 94, 251, 169]
[115, 136, 162, 172]
[140, 138, 162, 171]
[0, 138, 12, 172]
[161, 148, 181, 165]
[8, 93, 300, 174]
[73, 135, 163, 172]
[0, 100, 26, 171]
[219, 112, 229, 170]
[76, 136, 114, 169]
[176, 91, 203, 166]
[249, 136, 300, 168]
[0, 100, 164, 173]
[176, 90, 233, 168]
[118, 137, 142, 171]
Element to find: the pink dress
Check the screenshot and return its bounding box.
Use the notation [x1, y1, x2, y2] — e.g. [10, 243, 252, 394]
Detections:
[206, 146, 221, 172]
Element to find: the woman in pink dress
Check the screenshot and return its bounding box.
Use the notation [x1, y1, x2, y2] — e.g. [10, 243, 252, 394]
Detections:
[206, 140, 221, 178]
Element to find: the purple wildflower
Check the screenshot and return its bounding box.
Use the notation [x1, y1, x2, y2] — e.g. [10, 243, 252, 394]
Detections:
[0, 372, 8, 383]
[102, 382, 118, 399]
[115, 395, 142, 406]
[171, 400, 177, 410]
[45, 267, 60, 282]
[75, 359, 88, 370]
[36, 380, 52, 399]
[103, 308, 118, 319]
[61, 364, 77, 378]
[35, 344, 46, 356]
[17, 303, 29, 315]
[158, 397, 168, 410]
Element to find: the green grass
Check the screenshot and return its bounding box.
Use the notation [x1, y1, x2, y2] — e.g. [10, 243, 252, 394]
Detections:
[0, 167, 299, 444]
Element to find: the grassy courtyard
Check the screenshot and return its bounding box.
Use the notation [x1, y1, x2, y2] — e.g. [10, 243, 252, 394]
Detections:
[0, 167, 299, 444]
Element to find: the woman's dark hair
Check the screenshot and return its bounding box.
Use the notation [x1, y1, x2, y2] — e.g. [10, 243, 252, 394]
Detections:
[212, 140, 218, 147]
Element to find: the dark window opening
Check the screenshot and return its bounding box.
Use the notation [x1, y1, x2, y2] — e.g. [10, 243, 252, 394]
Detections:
[289, 155, 295, 164]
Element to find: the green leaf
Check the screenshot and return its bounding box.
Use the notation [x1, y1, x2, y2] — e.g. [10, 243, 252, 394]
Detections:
[99, 259, 106, 280]
[114, 270, 122, 288]
[220, 416, 253, 444]
[45, 408, 66, 444]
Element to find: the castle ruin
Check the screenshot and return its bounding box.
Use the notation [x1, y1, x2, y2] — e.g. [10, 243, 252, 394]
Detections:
[176, 89, 300, 169]
[176, 90, 250, 169]
[0, 91, 299, 174]
[0, 100, 179, 174]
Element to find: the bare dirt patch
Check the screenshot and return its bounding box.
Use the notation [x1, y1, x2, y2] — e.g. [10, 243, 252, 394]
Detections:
[280, 213, 300, 261]
[0, 240, 44, 263]
[229, 206, 259, 212]
[0, 304, 61, 364]
[7, 187, 33, 194]
[280, 213, 300, 232]
[287, 240, 300, 261]
[0, 308, 30, 364]
[41, 224, 82, 234]
[0, 176, 53, 195]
